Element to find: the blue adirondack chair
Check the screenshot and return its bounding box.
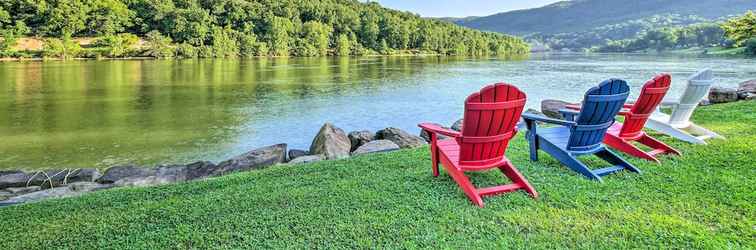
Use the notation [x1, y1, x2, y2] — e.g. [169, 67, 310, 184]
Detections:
[523, 79, 640, 181]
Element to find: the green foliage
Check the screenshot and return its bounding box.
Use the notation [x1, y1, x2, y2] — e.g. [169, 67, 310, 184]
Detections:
[42, 35, 81, 59]
[210, 26, 239, 58]
[721, 11, 756, 47]
[301, 21, 332, 56]
[745, 38, 756, 56]
[336, 34, 351, 56]
[0, 100, 753, 248]
[93, 33, 138, 57]
[597, 21, 729, 53]
[175, 43, 197, 58]
[144, 30, 174, 58]
[0, 0, 529, 58]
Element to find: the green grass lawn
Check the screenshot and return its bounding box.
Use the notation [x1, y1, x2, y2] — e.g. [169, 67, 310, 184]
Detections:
[1, 101, 754, 249]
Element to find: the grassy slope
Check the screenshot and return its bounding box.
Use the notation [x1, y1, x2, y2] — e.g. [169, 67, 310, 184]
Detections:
[1, 101, 754, 249]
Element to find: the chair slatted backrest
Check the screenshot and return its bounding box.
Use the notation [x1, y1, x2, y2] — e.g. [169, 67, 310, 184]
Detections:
[620, 74, 672, 137]
[458, 83, 526, 166]
[568, 79, 630, 152]
[669, 69, 713, 125]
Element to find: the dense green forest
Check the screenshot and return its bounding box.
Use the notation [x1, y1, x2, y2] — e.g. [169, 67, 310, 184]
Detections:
[454, 0, 754, 35]
[450, 0, 754, 53]
[0, 0, 529, 59]
[597, 11, 756, 54]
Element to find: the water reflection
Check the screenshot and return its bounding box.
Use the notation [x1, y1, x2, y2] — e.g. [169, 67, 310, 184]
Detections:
[0, 54, 753, 169]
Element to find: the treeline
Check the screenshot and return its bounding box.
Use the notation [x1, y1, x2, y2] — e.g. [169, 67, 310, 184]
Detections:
[530, 14, 712, 51]
[0, 0, 529, 58]
[597, 11, 756, 54]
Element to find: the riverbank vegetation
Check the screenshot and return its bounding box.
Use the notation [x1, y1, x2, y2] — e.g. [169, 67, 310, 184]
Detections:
[0, 0, 529, 59]
[0, 100, 753, 248]
[596, 11, 756, 55]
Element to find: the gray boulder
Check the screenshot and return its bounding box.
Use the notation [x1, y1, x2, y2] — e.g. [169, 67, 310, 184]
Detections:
[541, 99, 572, 119]
[737, 79, 756, 100]
[352, 140, 400, 156]
[709, 87, 739, 103]
[310, 123, 351, 160]
[212, 144, 287, 176]
[288, 155, 324, 164]
[26, 168, 102, 188]
[96, 165, 156, 184]
[4, 186, 41, 195]
[154, 165, 189, 182]
[0, 172, 32, 189]
[419, 123, 451, 142]
[376, 127, 427, 149]
[0, 190, 11, 201]
[348, 130, 375, 151]
[451, 119, 463, 131]
[114, 176, 173, 188]
[0, 182, 111, 205]
[288, 149, 309, 161]
[185, 161, 218, 180]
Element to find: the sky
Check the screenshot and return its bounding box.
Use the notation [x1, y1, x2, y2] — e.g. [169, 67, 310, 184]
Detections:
[374, 0, 564, 18]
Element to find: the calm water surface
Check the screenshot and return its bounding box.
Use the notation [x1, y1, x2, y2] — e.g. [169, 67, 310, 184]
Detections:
[1, 54, 754, 169]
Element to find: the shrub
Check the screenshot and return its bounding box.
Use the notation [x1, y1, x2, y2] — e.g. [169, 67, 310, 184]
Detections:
[42, 36, 81, 59]
[175, 43, 197, 58]
[93, 33, 138, 57]
[144, 30, 174, 58]
[745, 37, 756, 56]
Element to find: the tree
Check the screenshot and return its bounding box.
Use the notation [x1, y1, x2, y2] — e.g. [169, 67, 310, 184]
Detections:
[302, 21, 332, 56]
[336, 34, 351, 56]
[93, 33, 138, 57]
[211, 26, 239, 58]
[721, 11, 756, 47]
[87, 0, 133, 35]
[267, 16, 293, 56]
[144, 30, 174, 58]
[745, 38, 756, 56]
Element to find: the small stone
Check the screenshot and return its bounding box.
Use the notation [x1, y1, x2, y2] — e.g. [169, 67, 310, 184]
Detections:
[348, 130, 375, 151]
[352, 140, 400, 156]
[0, 172, 32, 189]
[737, 79, 756, 99]
[376, 127, 427, 149]
[288, 155, 324, 164]
[288, 149, 309, 161]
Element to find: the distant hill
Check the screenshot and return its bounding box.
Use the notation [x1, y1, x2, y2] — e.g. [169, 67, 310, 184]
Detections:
[455, 0, 755, 35]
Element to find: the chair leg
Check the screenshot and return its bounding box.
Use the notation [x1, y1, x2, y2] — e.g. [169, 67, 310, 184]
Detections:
[595, 149, 641, 173]
[443, 165, 485, 207]
[638, 134, 681, 156]
[547, 147, 602, 181]
[499, 162, 538, 198]
[604, 135, 660, 163]
[528, 133, 539, 161]
[688, 124, 725, 140]
[430, 143, 440, 177]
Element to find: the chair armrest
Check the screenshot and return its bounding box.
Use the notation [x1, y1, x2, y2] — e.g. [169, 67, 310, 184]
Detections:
[559, 109, 580, 121]
[565, 103, 582, 111]
[659, 99, 680, 107]
[522, 113, 576, 127]
[418, 123, 461, 138]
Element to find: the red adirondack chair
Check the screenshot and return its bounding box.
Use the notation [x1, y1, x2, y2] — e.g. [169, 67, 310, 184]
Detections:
[419, 83, 537, 207]
[569, 74, 681, 163]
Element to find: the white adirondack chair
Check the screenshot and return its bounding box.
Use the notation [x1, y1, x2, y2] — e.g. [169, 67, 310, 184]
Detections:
[645, 69, 724, 144]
